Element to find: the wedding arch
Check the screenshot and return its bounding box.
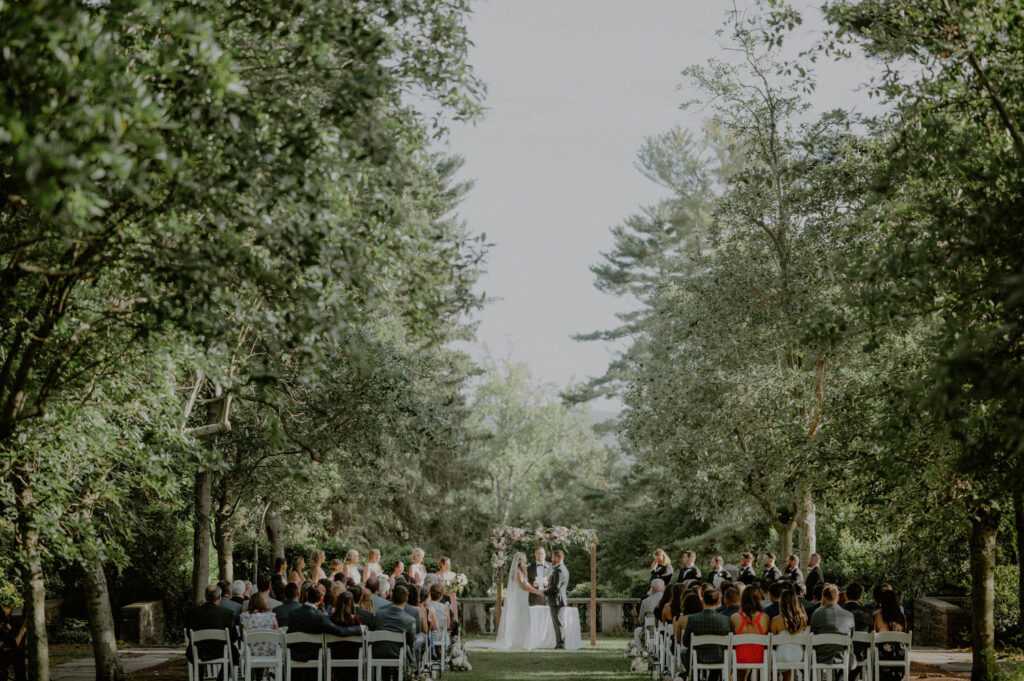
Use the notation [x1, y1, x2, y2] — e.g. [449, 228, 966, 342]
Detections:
[489, 525, 599, 646]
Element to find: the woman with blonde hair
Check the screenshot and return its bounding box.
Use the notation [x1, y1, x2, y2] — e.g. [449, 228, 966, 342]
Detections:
[344, 549, 362, 585]
[650, 548, 674, 585]
[362, 548, 382, 583]
[309, 549, 326, 583]
[288, 555, 305, 586]
[409, 548, 427, 585]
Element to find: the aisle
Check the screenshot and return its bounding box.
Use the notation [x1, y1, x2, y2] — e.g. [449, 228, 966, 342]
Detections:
[460, 638, 634, 680]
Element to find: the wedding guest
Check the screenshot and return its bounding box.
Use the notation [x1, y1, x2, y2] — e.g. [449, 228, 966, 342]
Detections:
[639, 579, 666, 622]
[764, 581, 785, 618]
[218, 580, 242, 624]
[405, 581, 429, 636]
[804, 554, 823, 596]
[409, 548, 427, 585]
[427, 583, 450, 652]
[373, 585, 417, 668]
[716, 585, 741, 618]
[187, 585, 238, 665]
[682, 587, 732, 679]
[359, 586, 375, 613]
[289, 556, 306, 586]
[661, 583, 686, 623]
[319, 578, 337, 613]
[673, 593, 703, 644]
[770, 590, 808, 681]
[363, 549, 383, 583]
[328, 558, 345, 582]
[271, 557, 288, 600]
[709, 556, 729, 585]
[240, 593, 279, 665]
[844, 583, 873, 679]
[0, 603, 26, 681]
[873, 590, 908, 681]
[678, 550, 701, 582]
[328, 591, 363, 680]
[807, 583, 824, 617]
[761, 553, 782, 582]
[243, 576, 282, 612]
[654, 582, 674, 623]
[810, 584, 855, 663]
[230, 580, 247, 606]
[650, 548, 674, 585]
[738, 552, 757, 585]
[243, 581, 254, 599]
[288, 586, 362, 680]
[390, 561, 405, 583]
[784, 554, 804, 583]
[310, 550, 327, 583]
[437, 556, 459, 627]
[347, 585, 376, 628]
[344, 550, 362, 585]
[273, 583, 302, 628]
[731, 586, 769, 676]
[366, 577, 390, 611]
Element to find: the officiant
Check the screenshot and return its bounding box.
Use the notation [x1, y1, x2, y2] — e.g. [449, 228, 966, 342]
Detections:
[527, 548, 551, 607]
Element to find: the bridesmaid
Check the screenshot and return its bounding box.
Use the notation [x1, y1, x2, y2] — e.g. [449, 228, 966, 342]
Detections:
[309, 549, 326, 583]
[363, 549, 383, 583]
[409, 548, 427, 585]
[343, 549, 362, 585]
[650, 548, 673, 585]
[288, 555, 305, 586]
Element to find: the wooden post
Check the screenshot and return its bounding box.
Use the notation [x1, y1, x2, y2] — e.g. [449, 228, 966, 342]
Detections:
[589, 541, 597, 646]
[494, 566, 503, 633]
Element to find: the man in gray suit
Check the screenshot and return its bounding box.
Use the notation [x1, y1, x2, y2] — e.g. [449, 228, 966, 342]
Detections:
[243, 576, 282, 613]
[810, 584, 855, 663]
[543, 550, 569, 649]
[374, 585, 417, 669]
[217, 580, 242, 624]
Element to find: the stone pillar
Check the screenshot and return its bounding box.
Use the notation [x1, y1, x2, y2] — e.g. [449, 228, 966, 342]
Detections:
[462, 601, 487, 634]
[121, 601, 165, 645]
[600, 601, 624, 633]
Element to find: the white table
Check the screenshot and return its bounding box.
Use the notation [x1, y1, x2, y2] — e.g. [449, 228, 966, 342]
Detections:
[528, 605, 583, 649]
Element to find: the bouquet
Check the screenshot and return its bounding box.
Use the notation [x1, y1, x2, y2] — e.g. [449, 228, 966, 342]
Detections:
[444, 571, 469, 595]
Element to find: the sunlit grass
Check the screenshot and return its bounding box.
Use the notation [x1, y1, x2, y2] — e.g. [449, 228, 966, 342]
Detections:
[461, 637, 634, 680]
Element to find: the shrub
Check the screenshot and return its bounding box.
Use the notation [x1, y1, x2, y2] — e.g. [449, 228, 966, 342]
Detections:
[994, 564, 1020, 642]
[49, 616, 91, 645]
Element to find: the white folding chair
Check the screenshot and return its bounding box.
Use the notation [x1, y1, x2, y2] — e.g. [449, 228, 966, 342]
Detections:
[851, 632, 873, 681]
[810, 634, 851, 681]
[770, 631, 810, 681]
[872, 632, 911, 681]
[644, 616, 656, 652]
[690, 634, 732, 681]
[285, 632, 324, 681]
[325, 630, 366, 681]
[242, 630, 284, 681]
[365, 631, 406, 681]
[428, 628, 448, 676]
[732, 633, 771, 681]
[187, 628, 235, 681]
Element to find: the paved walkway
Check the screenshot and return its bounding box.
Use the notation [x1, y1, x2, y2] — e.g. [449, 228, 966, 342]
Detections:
[52, 648, 184, 681]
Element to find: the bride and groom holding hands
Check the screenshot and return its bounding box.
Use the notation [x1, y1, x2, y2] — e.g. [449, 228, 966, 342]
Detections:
[493, 547, 571, 650]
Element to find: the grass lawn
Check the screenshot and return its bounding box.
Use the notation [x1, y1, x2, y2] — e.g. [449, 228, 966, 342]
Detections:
[461, 637, 634, 681]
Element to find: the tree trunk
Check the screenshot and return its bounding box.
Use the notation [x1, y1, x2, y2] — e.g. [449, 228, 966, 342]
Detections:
[82, 557, 125, 681]
[215, 495, 234, 584]
[266, 502, 284, 561]
[776, 518, 796, 559]
[1015, 487, 1024, 637]
[192, 469, 213, 604]
[14, 471, 49, 681]
[968, 507, 999, 681]
[797, 483, 817, 567]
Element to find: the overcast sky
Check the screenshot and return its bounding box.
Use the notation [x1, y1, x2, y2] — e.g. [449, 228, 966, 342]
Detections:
[445, 0, 880, 411]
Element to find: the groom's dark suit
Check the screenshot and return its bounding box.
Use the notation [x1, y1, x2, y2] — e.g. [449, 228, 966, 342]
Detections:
[543, 562, 569, 649]
[527, 560, 551, 607]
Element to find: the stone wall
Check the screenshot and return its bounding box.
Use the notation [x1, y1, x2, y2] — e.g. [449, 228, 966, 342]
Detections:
[459, 597, 640, 635]
[914, 597, 968, 647]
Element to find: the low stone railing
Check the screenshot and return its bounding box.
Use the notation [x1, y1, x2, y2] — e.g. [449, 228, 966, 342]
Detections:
[459, 597, 641, 635]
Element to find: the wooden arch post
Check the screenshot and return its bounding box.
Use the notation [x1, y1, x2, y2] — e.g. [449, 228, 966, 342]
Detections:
[494, 565, 503, 631]
[589, 540, 597, 646]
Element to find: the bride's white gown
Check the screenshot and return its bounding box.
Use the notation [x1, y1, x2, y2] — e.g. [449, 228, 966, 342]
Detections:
[493, 570, 532, 649]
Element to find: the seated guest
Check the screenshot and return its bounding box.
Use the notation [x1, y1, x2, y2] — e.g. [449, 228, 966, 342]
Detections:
[231, 580, 247, 605]
[654, 582, 673, 624]
[359, 586, 375, 614]
[795, 581, 815, 613]
[404, 582, 429, 663]
[678, 550, 701, 583]
[716, 585, 741, 618]
[639, 579, 666, 623]
[240, 594, 279, 661]
[347, 585, 376, 628]
[0, 602, 26, 681]
[218, 581, 242, 624]
[810, 584, 855, 663]
[366, 577, 390, 611]
[318, 579, 335, 612]
[391, 561, 406, 583]
[683, 587, 732, 680]
[764, 581, 785, 619]
[844, 583, 873, 679]
[273, 583, 302, 628]
[328, 591, 364, 680]
[661, 583, 686, 623]
[374, 585, 417, 670]
[426, 584, 450, 652]
[784, 555, 803, 584]
[650, 548, 674, 585]
[738, 553, 756, 585]
[288, 586, 362, 680]
[186, 585, 238, 664]
[873, 590, 908, 681]
[243, 576, 282, 613]
[731, 586, 769, 673]
[806, 583, 824, 617]
[673, 593, 703, 644]
[761, 553, 782, 582]
[770, 590, 808, 680]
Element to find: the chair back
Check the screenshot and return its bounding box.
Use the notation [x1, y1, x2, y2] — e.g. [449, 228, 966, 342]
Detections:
[285, 632, 324, 645]
[811, 633, 852, 648]
[366, 631, 405, 645]
[191, 628, 231, 644]
[852, 632, 872, 644]
[873, 631, 910, 646]
[244, 630, 285, 649]
[772, 631, 810, 648]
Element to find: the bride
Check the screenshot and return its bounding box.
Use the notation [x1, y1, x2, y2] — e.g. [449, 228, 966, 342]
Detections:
[493, 552, 545, 649]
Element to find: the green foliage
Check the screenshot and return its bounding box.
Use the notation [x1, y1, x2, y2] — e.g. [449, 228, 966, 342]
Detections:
[994, 565, 1020, 641]
[47, 617, 91, 646]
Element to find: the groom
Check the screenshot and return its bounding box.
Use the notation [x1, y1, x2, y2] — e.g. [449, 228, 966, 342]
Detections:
[543, 550, 569, 649]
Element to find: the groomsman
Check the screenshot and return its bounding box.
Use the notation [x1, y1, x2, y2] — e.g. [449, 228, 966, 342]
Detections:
[708, 556, 729, 585]
[738, 552, 757, 585]
[784, 554, 804, 583]
[527, 548, 551, 607]
[678, 550, 701, 582]
[761, 553, 783, 581]
[805, 553, 824, 595]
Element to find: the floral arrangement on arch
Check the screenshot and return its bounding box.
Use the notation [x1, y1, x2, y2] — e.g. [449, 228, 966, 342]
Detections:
[489, 525, 597, 571]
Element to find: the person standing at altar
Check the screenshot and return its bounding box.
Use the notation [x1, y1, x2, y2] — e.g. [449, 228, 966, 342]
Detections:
[738, 552, 757, 585]
[543, 550, 569, 649]
[709, 556, 730, 585]
[678, 550, 701, 583]
[527, 548, 551, 607]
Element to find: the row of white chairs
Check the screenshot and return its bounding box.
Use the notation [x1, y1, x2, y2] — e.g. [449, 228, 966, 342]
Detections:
[644, 617, 912, 681]
[186, 627, 411, 681]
